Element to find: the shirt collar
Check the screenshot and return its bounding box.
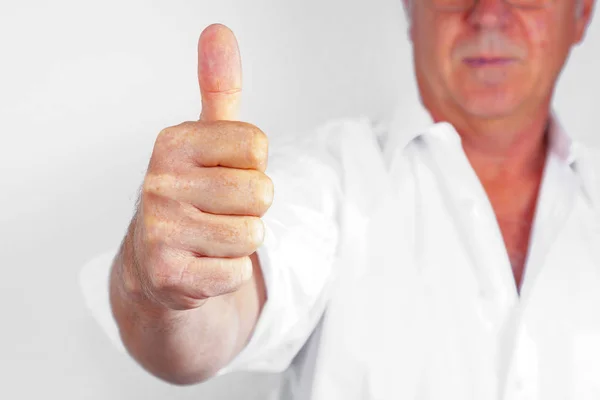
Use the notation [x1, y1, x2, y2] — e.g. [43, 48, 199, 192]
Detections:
[380, 102, 597, 206]
[380, 99, 433, 167]
[381, 101, 578, 167]
[546, 113, 576, 166]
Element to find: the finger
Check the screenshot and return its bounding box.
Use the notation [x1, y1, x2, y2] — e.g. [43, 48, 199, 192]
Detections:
[144, 206, 265, 258]
[157, 120, 268, 172]
[177, 255, 253, 299]
[157, 254, 253, 309]
[144, 167, 273, 217]
[198, 23, 242, 122]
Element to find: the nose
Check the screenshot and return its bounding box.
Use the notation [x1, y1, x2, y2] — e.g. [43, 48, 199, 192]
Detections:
[468, 0, 511, 29]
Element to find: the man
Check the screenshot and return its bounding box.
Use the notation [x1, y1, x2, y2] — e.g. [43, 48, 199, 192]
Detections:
[88, 0, 600, 398]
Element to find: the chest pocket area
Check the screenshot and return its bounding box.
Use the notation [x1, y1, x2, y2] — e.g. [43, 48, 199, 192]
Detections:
[570, 228, 600, 398]
[528, 206, 600, 398]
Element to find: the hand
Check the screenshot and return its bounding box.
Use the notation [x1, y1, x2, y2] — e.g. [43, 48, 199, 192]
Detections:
[128, 24, 273, 311]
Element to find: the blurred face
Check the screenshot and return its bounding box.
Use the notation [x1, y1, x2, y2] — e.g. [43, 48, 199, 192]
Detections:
[407, 0, 594, 120]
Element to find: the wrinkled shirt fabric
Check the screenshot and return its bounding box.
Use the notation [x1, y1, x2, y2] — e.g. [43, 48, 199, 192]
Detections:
[80, 103, 600, 399]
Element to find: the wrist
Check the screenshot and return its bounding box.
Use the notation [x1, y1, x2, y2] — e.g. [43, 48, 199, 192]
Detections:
[112, 219, 169, 315]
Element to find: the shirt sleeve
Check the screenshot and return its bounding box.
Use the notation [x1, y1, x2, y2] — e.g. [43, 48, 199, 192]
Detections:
[79, 246, 127, 354]
[215, 120, 351, 375]
[79, 117, 373, 374]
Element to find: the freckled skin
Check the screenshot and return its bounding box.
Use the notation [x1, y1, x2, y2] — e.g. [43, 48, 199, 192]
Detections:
[407, 0, 594, 290]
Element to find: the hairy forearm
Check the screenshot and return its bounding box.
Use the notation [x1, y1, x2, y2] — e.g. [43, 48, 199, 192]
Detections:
[109, 231, 264, 385]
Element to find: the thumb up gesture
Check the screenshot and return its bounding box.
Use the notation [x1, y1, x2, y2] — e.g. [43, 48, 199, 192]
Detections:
[128, 24, 274, 311]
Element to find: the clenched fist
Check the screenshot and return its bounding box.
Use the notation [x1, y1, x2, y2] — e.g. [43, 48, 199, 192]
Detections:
[128, 24, 273, 311]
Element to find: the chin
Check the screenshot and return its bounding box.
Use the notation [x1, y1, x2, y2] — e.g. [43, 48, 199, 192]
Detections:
[446, 65, 534, 119]
[453, 89, 524, 119]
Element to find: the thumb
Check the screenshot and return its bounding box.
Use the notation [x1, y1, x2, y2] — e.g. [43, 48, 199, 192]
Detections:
[198, 24, 243, 122]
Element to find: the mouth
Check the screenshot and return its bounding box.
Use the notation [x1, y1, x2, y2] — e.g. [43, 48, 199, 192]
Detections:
[463, 57, 518, 67]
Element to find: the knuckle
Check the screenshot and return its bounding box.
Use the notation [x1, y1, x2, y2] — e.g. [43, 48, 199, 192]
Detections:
[139, 193, 157, 224]
[239, 256, 254, 282]
[143, 214, 176, 247]
[174, 296, 206, 310]
[145, 249, 197, 298]
[142, 172, 186, 202]
[247, 126, 269, 168]
[200, 259, 246, 298]
[245, 217, 265, 248]
[154, 121, 197, 161]
[151, 128, 177, 169]
[224, 263, 246, 291]
[176, 120, 197, 131]
[142, 172, 165, 197]
[155, 126, 177, 149]
[256, 173, 274, 211]
[146, 255, 178, 295]
[196, 284, 220, 300]
[142, 215, 162, 244]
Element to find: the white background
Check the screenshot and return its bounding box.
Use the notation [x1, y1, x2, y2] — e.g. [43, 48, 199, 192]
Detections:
[0, 0, 598, 399]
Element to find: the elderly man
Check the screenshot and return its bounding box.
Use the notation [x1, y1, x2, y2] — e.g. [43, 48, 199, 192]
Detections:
[101, 0, 599, 398]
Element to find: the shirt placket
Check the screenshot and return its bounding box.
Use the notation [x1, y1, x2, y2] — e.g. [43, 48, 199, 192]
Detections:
[502, 154, 578, 400]
[421, 124, 519, 316]
[420, 126, 522, 399]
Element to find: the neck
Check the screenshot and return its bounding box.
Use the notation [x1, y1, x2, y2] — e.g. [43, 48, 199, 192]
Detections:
[426, 101, 551, 182]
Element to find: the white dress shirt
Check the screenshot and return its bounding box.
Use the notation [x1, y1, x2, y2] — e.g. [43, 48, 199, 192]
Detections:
[80, 102, 600, 399]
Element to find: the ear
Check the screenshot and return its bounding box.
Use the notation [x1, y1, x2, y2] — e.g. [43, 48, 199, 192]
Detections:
[574, 0, 596, 44]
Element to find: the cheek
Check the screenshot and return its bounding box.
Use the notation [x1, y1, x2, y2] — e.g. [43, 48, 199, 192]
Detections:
[521, 10, 575, 58]
[413, 9, 460, 58]
[520, 11, 575, 84]
[415, 17, 461, 66]
[436, 20, 465, 78]
[522, 15, 552, 49]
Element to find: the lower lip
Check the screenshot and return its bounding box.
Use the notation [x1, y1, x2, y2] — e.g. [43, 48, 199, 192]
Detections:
[463, 58, 516, 67]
